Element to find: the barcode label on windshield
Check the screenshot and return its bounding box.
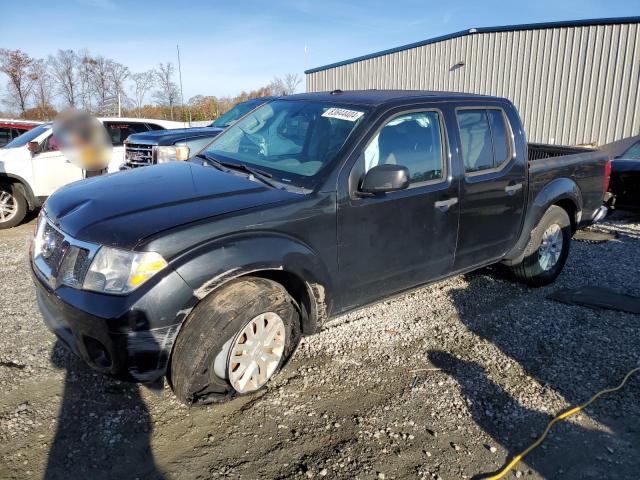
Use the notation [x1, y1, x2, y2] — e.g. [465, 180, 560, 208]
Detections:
[322, 108, 364, 122]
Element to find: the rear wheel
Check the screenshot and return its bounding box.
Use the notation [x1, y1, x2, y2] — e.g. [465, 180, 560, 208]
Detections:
[509, 205, 571, 287]
[169, 277, 301, 405]
[0, 183, 27, 229]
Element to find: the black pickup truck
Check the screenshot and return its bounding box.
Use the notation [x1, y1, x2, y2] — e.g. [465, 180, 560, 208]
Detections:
[31, 91, 609, 404]
[121, 96, 275, 168]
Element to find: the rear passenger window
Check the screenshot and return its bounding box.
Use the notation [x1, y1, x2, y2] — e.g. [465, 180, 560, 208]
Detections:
[104, 122, 150, 146]
[456, 109, 512, 174]
[364, 111, 444, 185]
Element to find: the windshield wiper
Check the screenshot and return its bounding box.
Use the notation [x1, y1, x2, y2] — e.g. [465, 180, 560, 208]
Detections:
[196, 153, 227, 172]
[196, 153, 279, 189]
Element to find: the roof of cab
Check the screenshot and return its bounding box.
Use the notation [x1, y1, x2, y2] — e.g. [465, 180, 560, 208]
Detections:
[279, 89, 499, 107]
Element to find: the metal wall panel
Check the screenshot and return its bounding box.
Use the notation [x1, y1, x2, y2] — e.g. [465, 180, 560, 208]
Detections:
[306, 23, 640, 146]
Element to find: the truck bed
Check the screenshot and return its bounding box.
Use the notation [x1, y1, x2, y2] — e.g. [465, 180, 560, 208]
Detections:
[527, 143, 608, 226]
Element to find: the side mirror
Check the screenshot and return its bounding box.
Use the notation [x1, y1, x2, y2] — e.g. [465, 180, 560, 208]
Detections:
[27, 141, 39, 155]
[359, 164, 410, 195]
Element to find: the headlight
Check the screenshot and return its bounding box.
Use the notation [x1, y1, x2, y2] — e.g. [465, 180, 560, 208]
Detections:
[155, 146, 177, 163]
[82, 247, 168, 294]
[155, 145, 190, 163]
[175, 145, 190, 161]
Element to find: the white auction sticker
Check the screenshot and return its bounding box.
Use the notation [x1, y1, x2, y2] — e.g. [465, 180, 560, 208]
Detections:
[322, 107, 365, 122]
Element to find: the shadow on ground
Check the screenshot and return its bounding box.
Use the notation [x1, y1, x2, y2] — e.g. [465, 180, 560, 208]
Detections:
[44, 341, 164, 479]
[429, 271, 640, 479]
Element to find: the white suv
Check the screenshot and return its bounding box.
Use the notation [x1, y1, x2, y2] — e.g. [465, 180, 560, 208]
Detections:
[0, 117, 185, 228]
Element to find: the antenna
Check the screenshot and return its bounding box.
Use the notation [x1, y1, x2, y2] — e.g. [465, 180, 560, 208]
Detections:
[176, 43, 188, 126]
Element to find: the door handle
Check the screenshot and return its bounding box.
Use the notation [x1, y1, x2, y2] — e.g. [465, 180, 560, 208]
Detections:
[434, 197, 458, 212]
[505, 183, 523, 195]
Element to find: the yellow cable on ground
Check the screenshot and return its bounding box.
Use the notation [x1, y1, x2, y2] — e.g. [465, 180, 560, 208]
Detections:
[485, 366, 640, 480]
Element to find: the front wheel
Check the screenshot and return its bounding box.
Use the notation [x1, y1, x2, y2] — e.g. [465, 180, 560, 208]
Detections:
[0, 183, 27, 229]
[169, 277, 301, 405]
[509, 205, 571, 287]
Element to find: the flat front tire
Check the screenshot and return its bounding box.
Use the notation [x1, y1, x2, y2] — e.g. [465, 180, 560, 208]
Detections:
[0, 183, 27, 229]
[509, 205, 571, 287]
[169, 277, 301, 405]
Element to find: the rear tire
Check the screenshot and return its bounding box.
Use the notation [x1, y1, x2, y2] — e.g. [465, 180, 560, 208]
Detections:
[509, 205, 571, 287]
[169, 277, 301, 405]
[0, 183, 27, 229]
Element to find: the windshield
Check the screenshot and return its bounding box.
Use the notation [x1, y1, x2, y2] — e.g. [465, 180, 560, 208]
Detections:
[203, 100, 368, 187]
[4, 124, 51, 148]
[619, 141, 640, 160]
[210, 99, 266, 128]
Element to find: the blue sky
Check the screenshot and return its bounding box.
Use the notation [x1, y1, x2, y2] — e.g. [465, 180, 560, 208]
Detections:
[1, 0, 638, 99]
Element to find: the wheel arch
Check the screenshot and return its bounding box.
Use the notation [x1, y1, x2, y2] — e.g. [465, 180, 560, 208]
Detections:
[171, 232, 333, 335]
[0, 173, 38, 210]
[503, 177, 581, 265]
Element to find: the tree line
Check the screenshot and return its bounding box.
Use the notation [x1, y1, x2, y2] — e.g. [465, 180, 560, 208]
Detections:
[0, 48, 302, 121]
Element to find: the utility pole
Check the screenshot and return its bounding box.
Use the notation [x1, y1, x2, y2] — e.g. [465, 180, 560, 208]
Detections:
[177, 44, 188, 126]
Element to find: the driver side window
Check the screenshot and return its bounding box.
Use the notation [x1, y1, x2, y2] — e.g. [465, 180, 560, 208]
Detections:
[364, 111, 444, 185]
[43, 133, 60, 152]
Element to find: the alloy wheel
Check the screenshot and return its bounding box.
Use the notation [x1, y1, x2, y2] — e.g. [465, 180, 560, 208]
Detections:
[225, 312, 286, 393]
[538, 223, 563, 271]
[0, 190, 18, 223]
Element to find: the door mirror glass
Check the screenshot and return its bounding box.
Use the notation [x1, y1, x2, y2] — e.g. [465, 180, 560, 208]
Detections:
[360, 164, 410, 194]
[27, 141, 40, 155]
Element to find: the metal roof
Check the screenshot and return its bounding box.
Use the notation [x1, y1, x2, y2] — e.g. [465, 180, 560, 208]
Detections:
[305, 16, 640, 74]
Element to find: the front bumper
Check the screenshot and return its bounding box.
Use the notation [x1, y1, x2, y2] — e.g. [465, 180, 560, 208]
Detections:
[33, 264, 196, 382]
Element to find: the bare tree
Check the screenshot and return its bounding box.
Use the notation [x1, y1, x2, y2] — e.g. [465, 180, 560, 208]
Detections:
[77, 49, 95, 112]
[284, 73, 302, 94]
[129, 71, 155, 117]
[88, 55, 112, 110]
[108, 60, 129, 103]
[269, 73, 302, 96]
[153, 62, 179, 119]
[0, 49, 36, 114]
[49, 49, 78, 108]
[31, 59, 55, 119]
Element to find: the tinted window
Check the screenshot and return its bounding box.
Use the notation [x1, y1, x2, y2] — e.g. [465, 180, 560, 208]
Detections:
[457, 110, 493, 172]
[104, 122, 150, 145]
[0, 127, 11, 147]
[146, 123, 165, 131]
[210, 99, 266, 128]
[620, 141, 640, 160]
[457, 109, 511, 173]
[13, 128, 27, 139]
[364, 111, 444, 184]
[487, 110, 510, 165]
[3, 124, 50, 148]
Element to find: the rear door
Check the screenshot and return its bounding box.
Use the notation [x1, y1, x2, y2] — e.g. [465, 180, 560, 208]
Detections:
[452, 104, 527, 270]
[337, 105, 460, 310]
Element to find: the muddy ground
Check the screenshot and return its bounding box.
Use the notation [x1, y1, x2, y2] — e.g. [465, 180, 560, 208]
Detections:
[1, 214, 639, 479]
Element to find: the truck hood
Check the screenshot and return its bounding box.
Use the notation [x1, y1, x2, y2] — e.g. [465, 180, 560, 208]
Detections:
[126, 126, 224, 145]
[45, 162, 299, 249]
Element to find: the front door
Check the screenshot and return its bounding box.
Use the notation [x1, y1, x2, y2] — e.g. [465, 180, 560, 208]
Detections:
[32, 133, 83, 197]
[337, 108, 459, 311]
[452, 106, 527, 270]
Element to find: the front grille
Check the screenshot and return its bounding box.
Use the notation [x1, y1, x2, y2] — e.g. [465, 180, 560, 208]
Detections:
[33, 214, 99, 290]
[125, 143, 154, 167]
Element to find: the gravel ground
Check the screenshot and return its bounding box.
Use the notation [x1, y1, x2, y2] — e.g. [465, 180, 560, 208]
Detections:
[0, 213, 639, 479]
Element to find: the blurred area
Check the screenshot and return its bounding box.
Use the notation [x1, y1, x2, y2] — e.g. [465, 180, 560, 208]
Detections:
[53, 110, 112, 173]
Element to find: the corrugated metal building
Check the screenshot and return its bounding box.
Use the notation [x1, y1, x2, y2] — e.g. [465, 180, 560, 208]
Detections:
[305, 17, 640, 146]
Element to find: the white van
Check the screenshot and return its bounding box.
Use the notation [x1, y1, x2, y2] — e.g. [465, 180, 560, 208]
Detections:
[0, 117, 185, 228]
